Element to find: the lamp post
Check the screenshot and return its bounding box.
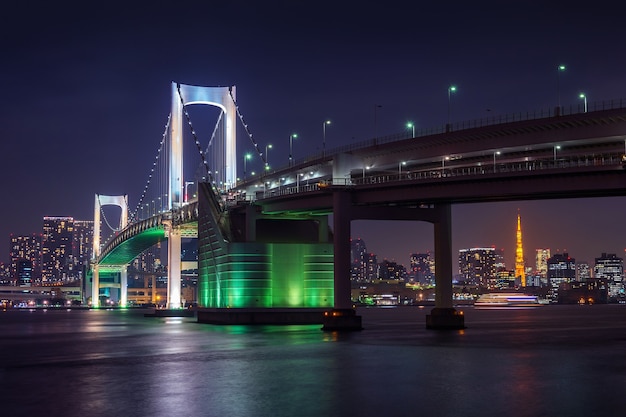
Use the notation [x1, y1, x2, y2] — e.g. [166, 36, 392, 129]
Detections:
[447, 85, 457, 130]
[557, 65, 566, 115]
[406, 122, 415, 138]
[579, 93, 587, 113]
[493, 151, 501, 172]
[323, 120, 331, 157]
[554, 145, 561, 161]
[244, 153, 252, 179]
[399, 161, 406, 175]
[265, 144, 272, 170]
[289, 133, 298, 166]
[184, 181, 194, 203]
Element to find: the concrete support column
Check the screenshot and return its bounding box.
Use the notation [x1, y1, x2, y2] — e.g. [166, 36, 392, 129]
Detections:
[434, 203, 453, 309]
[427, 203, 465, 329]
[120, 267, 128, 307]
[323, 189, 362, 331]
[167, 227, 182, 309]
[92, 265, 99, 307]
[332, 190, 352, 309]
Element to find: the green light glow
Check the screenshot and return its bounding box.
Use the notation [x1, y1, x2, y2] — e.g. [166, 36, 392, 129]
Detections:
[198, 242, 334, 308]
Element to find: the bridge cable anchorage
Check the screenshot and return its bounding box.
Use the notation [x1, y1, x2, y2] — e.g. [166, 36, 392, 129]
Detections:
[229, 89, 267, 165]
[131, 113, 171, 221]
[176, 84, 225, 212]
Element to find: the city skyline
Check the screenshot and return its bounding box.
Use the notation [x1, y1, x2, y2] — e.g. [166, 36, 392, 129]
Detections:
[2, 2, 626, 265]
[6, 197, 624, 275]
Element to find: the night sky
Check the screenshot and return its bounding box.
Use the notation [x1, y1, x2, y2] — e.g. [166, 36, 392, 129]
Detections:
[2, 1, 626, 267]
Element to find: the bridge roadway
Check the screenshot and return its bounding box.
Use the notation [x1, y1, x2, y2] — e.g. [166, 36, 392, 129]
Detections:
[232, 106, 626, 328]
[98, 105, 626, 329]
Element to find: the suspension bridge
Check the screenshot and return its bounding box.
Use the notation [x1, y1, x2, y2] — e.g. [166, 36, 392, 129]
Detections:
[90, 82, 626, 330]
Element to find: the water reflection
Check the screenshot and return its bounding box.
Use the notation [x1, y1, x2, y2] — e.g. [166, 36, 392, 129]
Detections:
[2, 306, 625, 416]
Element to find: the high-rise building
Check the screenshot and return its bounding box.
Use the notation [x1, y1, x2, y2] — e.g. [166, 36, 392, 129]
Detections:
[72, 220, 94, 284]
[350, 238, 368, 282]
[594, 253, 623, 299]
[378, 259, 406, 281]
[16, 259, 33, 286]
[459, 247, 501, 287]
[515, 213, 526, 286]
[576, 261, 591, 281]
[9, 234, 42, 284]
[42, 216, 75, 284]
[547, 253, 576, 301]
[535, 248, 551, 279]
[409, 252, 435, 285]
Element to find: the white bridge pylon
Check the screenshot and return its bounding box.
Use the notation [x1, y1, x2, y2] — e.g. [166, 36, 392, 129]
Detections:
[166, 83, 236, 309]
[91, 194, 129, 308]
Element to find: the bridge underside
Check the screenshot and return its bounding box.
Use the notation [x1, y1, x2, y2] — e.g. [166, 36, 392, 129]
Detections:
[99, 227, 166, 266]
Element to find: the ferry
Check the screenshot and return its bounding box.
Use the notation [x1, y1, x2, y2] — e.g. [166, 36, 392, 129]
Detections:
[474, 293, 545, 307]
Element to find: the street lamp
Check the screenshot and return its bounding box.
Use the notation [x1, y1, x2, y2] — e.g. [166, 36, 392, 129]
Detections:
[265, 144, 272, 169]
[406, 122, 415, 137]
[184, 181, 194, 203]
[244, 153, 252, 179]
[447, 85, 457, 130]
[399, 161, 406, 175]
[579, 93, 587, 113]
[323, 120, 331, 157]
[554, 145, 561, 161]
[289, 133, 298, 166]
[557, 64, 566, 114]
[493, 151, 501, 172]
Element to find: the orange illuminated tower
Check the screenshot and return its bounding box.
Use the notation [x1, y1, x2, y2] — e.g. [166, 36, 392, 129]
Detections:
[515, 212, 526, 286]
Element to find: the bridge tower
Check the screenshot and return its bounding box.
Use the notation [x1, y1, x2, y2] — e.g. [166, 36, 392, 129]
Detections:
[167, 83, 237, 309]
[91, 194, 129, 307]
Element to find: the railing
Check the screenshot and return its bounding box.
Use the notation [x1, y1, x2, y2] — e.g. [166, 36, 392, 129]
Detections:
[256, 98, 626, 176]
[250, 152, 625, 201]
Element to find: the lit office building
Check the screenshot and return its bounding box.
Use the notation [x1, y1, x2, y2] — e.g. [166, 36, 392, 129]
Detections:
[576, 261, 591, 281]
[535, 249, 551, 279]
[42, 216, 75, 284]
[594, 253, 623, 299]
[547, 253, 576, 301]
[378, 259, 406, 281]
[458, 247, 501, 288]
[72, 220, 94, 285]
[350, 238, 369, 282]
[9, 234, 42, 284]
[16, 259, 33, 286]
[409, 253, 435, 285]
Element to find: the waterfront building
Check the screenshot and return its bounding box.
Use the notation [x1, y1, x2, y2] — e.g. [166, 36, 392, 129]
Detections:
[41, 216, 75, 284]
[458, 247, 501, 288]
[366, 253, 378, 282]
[495, 270, 516, 289]
[593, 253, 624, 299]
[72, 220, 94, 285]
[15, 259, 33, 286]
[547, 253, 576, 301]
[9, 234, 42, 285]
[378, 259, 406, 281]
[409, 252, 435, 285]
[350, 238, 369, 282]
[576, 261, 591, 281]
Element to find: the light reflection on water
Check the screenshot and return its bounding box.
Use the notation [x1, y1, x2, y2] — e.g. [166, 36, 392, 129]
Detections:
[1, 305, 625, 417]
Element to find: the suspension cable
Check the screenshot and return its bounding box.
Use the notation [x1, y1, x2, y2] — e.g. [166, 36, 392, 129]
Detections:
[130, 113, 171, 221]
[229, 89, 266, 164]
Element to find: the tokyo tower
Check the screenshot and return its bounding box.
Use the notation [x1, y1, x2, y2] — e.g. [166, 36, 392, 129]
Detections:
[515, 212, 526, 286]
